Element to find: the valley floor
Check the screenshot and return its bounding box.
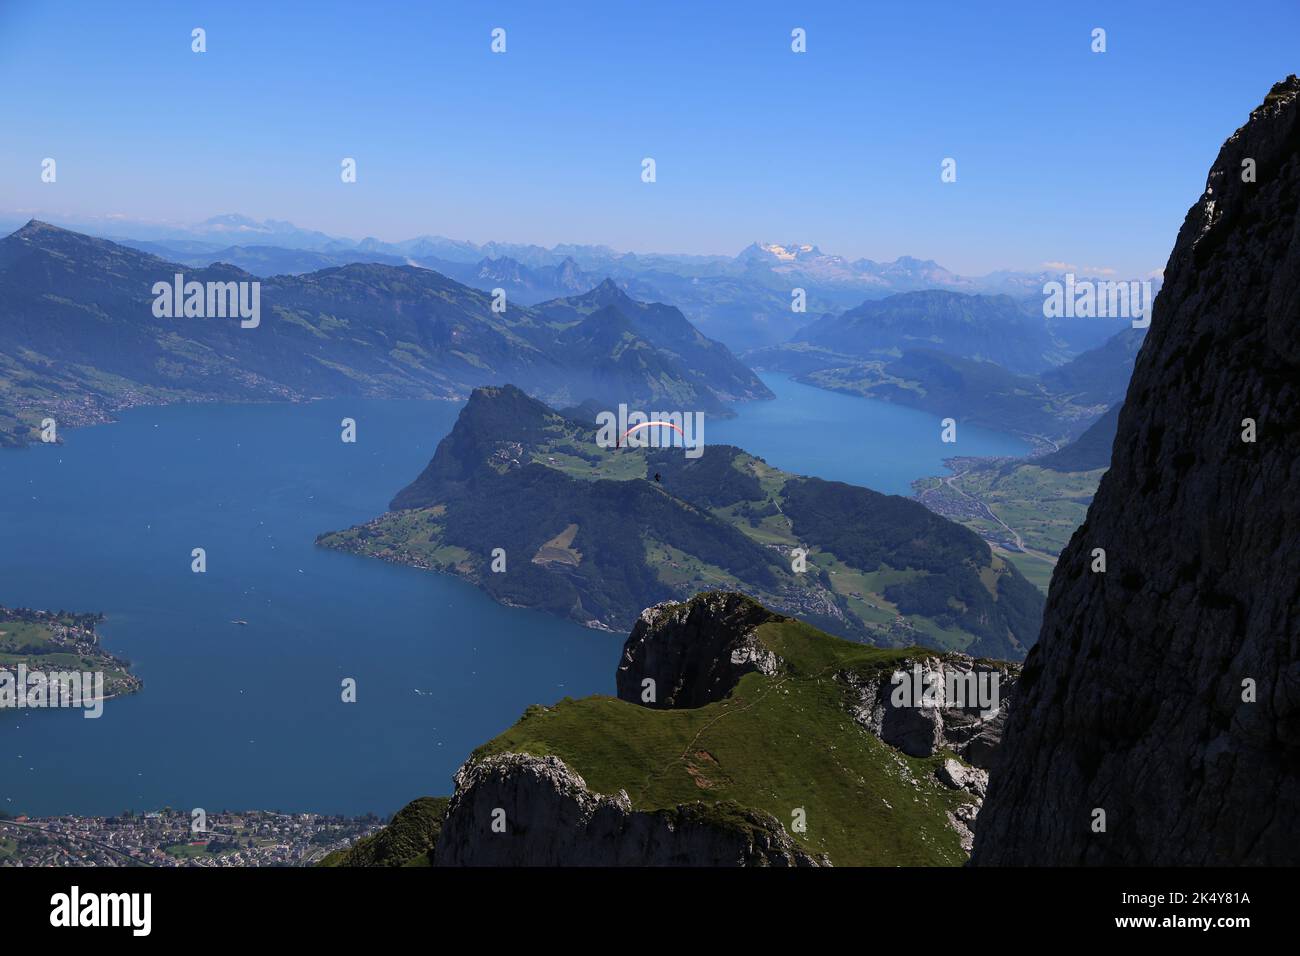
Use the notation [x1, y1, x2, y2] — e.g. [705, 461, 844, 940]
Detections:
[912, 458, 1106, 592]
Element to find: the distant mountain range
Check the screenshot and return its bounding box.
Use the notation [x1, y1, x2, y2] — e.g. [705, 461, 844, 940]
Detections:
[743, 288, 1144, 448]
[118, 240, 413, 275]
[794, 290, 1063, 373]
[1, 212, 1159, 350]
[751, 288, 1136, 376]
[0, 221, 768, 447]
[0, 216, 1148, 488]
[116, 239, 609, 308]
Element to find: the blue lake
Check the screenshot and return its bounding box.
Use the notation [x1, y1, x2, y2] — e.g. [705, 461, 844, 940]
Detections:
[0, 374, 1028, 817]
[712, 373, 1030, 496]
[0, 398, 618, 817]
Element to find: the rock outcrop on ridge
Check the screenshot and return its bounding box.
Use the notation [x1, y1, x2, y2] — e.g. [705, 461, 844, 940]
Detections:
[840, 654, 1017, 769]
[615, 592, 784, 708]
[434, 753, 820, 867]
[436, 593, 824, 866]
[431, 591, 1015, 865]
[972, 77, 1300, 865]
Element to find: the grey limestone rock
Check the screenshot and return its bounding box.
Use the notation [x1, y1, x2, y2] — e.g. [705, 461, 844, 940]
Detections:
[973, 77, 1300, 866]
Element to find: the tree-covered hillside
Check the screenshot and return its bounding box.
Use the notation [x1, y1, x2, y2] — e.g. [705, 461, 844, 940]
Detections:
[319, 385, 1043, 658]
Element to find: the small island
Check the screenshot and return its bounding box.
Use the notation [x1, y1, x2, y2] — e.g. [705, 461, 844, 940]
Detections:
[0, 606, 143, 710]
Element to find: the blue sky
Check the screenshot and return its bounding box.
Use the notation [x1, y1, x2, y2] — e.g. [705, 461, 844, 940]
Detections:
[1, 0, 1296, 275]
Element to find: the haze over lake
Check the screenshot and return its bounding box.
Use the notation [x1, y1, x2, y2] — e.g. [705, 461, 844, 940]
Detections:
[0, 375, 1028, 817]
[712, 374, 1031, 496]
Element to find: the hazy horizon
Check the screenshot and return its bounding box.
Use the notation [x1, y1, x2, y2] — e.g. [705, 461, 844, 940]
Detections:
[3, 0, 1298, 277]
[0, 209, 1166, 278]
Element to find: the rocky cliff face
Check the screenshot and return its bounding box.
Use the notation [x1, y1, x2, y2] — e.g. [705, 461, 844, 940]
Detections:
[841, 655, 1017, 769]
[838, 653, 1017, 851]
[972, 77, 1300, 865]
[615, 592, 783, 707]
[434, 753, 820, 867]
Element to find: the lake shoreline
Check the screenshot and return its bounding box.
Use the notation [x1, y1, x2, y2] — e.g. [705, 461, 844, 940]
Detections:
[0, 379, 1034, 818]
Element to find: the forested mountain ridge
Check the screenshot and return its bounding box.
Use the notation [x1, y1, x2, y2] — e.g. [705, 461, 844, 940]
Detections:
[0, 222, 765, 446]
[318, 385, 1043, 658]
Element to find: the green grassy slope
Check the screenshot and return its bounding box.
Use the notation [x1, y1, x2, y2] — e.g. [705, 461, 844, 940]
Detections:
[913, 459, 1106, 593]
[318, 797, 449, 867]
[466, 614, 972, 866]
